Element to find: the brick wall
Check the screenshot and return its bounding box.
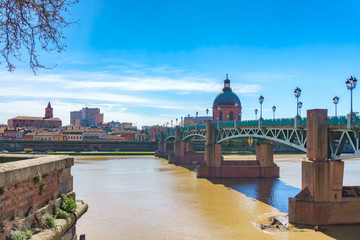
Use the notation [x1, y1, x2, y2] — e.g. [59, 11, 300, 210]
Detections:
[0, 154, 73, 221]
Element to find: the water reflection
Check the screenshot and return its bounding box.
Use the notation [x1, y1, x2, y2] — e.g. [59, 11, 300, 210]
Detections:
[210, 178, 300, 213]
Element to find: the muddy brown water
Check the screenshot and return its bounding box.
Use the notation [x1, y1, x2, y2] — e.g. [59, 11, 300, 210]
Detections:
[73, 155, 360, 239]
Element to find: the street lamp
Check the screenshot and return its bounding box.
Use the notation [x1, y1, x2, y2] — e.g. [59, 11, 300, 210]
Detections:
[346, 76, 357, 119]
[206, 108, 209, 116]
[235, 103, 239, 121]
[259, 95, 264, 119]
[298, 102, 303, 118]
[255, 109, 258, 120]
[187, 114, 190, 128]
[176, 118, 178, 126]
[171, 120, 173, 128]
[333, 96, 339, 117]
[272, 105, 276, 120]
[294, 87, 301, 117]
[181, 116, 183, 127]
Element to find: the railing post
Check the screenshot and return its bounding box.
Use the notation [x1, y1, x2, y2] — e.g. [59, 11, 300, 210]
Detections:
[294, 116, 299, 128]
[347, 113, 354, 129]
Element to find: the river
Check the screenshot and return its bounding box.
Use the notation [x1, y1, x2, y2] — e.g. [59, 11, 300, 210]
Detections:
[72, 155, 360, 239]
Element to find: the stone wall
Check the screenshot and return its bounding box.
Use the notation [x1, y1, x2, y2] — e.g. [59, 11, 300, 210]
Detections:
[0, 154, 86, 240]
[0, 154, 73, 221]
[0, 140, 156, 152]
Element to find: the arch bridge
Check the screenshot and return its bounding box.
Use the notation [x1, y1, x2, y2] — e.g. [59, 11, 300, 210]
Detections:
[155, 109, 360, 226]
[162, 113, 360, 160]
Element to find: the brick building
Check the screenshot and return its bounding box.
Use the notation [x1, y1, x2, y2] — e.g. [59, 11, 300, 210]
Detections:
[70, 107, 104, 127]
[7, 102, 62, 129]
[213, 74, 242, 122]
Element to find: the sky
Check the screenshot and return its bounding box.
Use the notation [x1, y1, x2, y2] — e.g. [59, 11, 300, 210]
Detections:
[2, 0, 360, 127]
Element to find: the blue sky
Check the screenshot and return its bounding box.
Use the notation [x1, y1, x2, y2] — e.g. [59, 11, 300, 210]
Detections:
[2, 0, 360, 127]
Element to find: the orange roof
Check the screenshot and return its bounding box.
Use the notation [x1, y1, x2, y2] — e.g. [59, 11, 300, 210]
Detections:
[9, 116, 61, 121]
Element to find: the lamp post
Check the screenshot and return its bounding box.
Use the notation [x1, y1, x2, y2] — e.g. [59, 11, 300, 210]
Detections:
[346, 76, 357, 120]
[272, 105, 276, 120]
[206, 108, 209, 116]
[294, 87, 301, 117]
[181, 116, 183, 127]
[333, 96, 339, 117]
[235, 103, 239, 128]
[187, 114, 190, 128]
[259, 95, 264, 119]
[171, 120, 173, 128]
[298, 102, 303, 118]
[176, 118, 178, 126]
[255, 109, 258, 120]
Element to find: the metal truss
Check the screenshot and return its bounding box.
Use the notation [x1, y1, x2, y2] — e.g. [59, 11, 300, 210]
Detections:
[181, 128, 207, 141]
[216, 127, 307, 152]
[329, 129, 360, 160]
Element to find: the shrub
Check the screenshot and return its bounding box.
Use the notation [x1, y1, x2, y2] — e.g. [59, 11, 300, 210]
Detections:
[60, 194, 77, 212]
[55, 208, 70, 220]
[10, 230, 33, 240]
[34, 172, 42, 184]
[43, 213, 55, 228]
[39, 184, 46, 193]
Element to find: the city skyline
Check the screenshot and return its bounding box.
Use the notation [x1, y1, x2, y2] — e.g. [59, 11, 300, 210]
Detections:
[1, 1, 360, 126]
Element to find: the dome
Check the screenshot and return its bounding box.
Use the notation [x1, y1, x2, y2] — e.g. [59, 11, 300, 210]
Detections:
[213, 74, 241, 106]
[213, 91, 241, 106]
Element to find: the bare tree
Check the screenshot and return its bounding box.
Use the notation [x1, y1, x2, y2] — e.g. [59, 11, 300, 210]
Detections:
[0, 0, 79, 73]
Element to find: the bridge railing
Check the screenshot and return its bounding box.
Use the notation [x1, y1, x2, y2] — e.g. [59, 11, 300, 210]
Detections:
[161, 115, 359, 137]
[327, 116, 347, 125]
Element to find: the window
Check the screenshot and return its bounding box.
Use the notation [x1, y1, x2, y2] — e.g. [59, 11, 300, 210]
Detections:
[230, 111, 234, 120]
[219, 111, 223, 121]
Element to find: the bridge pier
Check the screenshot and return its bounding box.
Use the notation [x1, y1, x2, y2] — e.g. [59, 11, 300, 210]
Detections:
[197, 120, 279, 178]
[289, 109, 360, 225]
[155, 133, 169, 158]
[169, 126, 205, 164]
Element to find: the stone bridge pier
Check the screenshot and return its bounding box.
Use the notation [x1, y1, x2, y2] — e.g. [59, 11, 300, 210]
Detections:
[197, 120, 279, 178]
[169, 126, 204, 164]
[155, 132, 169, 158]
[289, 109, 360, 225]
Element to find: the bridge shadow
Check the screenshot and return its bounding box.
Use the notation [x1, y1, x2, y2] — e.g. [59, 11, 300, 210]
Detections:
[209, 178, 299, 213]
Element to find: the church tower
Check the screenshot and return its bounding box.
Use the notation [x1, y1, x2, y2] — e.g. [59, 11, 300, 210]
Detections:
[45, 102, 53, 119]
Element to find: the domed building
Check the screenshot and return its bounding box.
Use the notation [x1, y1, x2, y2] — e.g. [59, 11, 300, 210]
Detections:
[213, 74, 241, 122]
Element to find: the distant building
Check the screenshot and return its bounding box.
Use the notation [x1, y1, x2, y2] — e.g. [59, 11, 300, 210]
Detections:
[183, 116, 212, 126]
[61, 128, 84, 141]
[213, 74, 242, 122]
[70, 107, 104, 127]
[142, 126, 151, 131]
[7, 102, 62, 129]
[83, 129, 107, 141]
[149, 126, 168, 142]
[135, 133, 149, 142]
